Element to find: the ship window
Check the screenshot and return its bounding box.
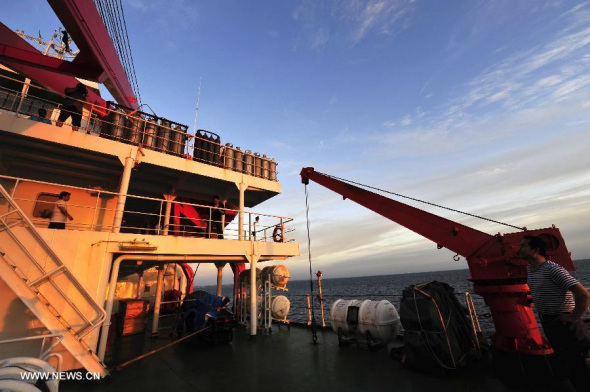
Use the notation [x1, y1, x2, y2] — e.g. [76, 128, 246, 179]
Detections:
[33, 193, 59, 218]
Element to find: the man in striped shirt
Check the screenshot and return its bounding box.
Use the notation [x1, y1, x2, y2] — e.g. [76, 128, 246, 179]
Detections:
[520, 235, 590, 391]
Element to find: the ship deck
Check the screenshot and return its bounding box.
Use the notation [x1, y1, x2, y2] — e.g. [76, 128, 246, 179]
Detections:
[61, 324, 516, 392]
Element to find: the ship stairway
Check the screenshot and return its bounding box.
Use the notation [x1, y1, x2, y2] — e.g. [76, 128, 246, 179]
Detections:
[0, 184, 108, 377]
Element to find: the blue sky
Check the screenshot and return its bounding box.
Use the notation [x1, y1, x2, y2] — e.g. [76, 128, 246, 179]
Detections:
[4, 1, 590, 284]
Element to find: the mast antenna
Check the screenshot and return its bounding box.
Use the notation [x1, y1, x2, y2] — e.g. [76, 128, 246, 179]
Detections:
[192, 77, 202, 135]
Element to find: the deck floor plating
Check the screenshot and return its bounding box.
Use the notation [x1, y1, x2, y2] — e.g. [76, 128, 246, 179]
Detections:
[61, 325, 513, 392]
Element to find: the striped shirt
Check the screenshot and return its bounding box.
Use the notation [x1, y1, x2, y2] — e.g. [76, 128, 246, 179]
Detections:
[527, 261, 578, 315]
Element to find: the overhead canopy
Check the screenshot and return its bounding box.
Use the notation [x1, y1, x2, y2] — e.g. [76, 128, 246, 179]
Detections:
[0, 132, 278, 208]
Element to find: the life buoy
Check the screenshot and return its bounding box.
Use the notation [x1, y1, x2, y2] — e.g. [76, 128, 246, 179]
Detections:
[0, 379, 42, 392]
[272, 226, 283, 242]
[0, 357, 59, 392]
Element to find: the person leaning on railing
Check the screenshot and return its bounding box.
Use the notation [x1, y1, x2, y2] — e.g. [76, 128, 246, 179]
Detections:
[56, 82, 88, 132]
[29, 108, 52, 125]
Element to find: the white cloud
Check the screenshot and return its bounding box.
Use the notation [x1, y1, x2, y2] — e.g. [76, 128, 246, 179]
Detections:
[311, 28, 330, 50]
[282, 125, 590, 280]
[400, 115, 412, 126]
[292, 0, 417, 50]
[344, 0, 416, 45]
[127, 0, 199, 31]
[552, 74, 590, 99]
[351, 1, 387, 43]
[438, 21, 590, 125]
[279, 10, 590, 276]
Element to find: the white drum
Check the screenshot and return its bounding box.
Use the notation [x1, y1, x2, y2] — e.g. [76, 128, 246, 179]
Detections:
[261, 265, 290, 288]
[271, 295, 290, 319]
[239, 268, 261, 287]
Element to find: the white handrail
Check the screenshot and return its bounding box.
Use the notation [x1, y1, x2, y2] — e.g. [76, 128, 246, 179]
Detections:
[0, 334, 63, 362]
[0, 184, 107, 335]
[0, 73, 280, 181]
[0, 174, 294, 242]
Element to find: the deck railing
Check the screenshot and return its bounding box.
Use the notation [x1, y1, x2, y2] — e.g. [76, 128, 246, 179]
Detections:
[0, 73, 279, 181]
[0, 174, 294, 242]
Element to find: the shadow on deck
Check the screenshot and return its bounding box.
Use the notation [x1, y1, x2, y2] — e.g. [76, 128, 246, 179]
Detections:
[62, 324, 514, 392]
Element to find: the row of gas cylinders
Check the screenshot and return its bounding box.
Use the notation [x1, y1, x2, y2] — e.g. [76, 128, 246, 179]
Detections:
[239, 265, 290, 320]
[223, 144, 277, 181]
[98, 103, 278, 181]
[100, 109, 188, 156]
[193, 130, 221, 165]
[330, 299, 401, 343]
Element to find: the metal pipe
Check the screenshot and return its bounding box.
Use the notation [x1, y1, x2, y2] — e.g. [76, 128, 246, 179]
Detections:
[90, 190, 100, 231]
[238, 182, 245, 240]
[97, 254, 245, 361]
[307, 294, 312, 325]
[162, 195, 176, 235]
[112, 155, 135, 233]
[157, 200, 163, 234]
[207, 207, 212, 238]
[216, 265, 224, 296]
[10, 178, 20, 199]
[136, 271, 144, 299]
[317, 272, 326, 328]
[221, 205, 226, 239]
[110, 327, 207, 372]
[15, 78, 31, 115]
[151, 266, 166, 336]
[0, 333, 63, 361]
[249, 255, 259, 336]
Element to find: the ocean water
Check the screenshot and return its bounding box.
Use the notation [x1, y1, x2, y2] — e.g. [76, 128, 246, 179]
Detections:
[201, 259, 590, 337]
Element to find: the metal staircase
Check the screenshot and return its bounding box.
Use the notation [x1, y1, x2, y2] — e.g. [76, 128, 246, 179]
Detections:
[0, 184, 108, 377]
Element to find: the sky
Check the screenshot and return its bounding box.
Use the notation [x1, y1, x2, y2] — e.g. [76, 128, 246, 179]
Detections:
[4, 1, 590, 285]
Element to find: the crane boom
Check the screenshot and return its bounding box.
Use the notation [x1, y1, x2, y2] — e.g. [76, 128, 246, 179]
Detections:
[301, 167, 493, 258]
[301, 167, 575, 355]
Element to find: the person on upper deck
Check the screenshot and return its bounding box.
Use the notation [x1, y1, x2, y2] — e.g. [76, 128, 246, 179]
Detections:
[49, 191, 74, 230]
[520, 235, 590, 391]
[251, 216, 259, 240]
[56, 82, 88, 132]
[209, 195, 226, 239]
[29, 108, 52, 125]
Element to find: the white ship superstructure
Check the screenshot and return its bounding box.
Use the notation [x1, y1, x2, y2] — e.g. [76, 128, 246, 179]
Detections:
[0, 47, 299, 377]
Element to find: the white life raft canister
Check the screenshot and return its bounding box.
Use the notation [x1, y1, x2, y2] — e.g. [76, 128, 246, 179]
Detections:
[330, 299, 401, 343]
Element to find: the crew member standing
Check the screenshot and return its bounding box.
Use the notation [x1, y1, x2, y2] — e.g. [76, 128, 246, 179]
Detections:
[209, 195, 225, 239]
[49, 191, 74, 229]
[56, 82, 88, 132]
[520, 235, 590, 391]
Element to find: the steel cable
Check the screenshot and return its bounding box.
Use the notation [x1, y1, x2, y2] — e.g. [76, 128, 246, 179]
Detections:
[116, 0, 141, 105]
[317, 171, 524, 231]
[304, 184, 318, 343]
[94, 0, 142, 104]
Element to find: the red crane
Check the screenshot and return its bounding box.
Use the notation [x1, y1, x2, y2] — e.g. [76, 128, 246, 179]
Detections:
[301, 167, 575, 356]
[0, 0, 138, 109]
